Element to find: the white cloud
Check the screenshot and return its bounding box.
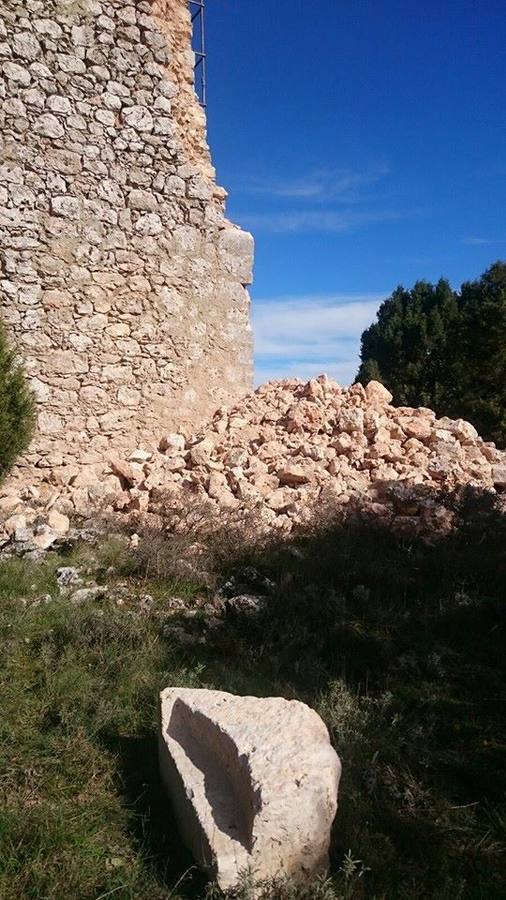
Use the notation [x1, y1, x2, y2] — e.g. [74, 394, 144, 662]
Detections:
[239, 208, 413, 235]
[461, 236, 502, 246]
[230, 161, 422, 236]
[253, 293, 385, 386]
[240, 163, 390, 201]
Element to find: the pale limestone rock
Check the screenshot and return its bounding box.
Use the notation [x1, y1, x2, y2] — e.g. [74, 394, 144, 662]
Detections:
[70, 585, 105, 604]
[402, 418, 433, 442]
[3, 61, 31, 85]
[439, 417, 479, 445]
[492, 465, 506, 489]
[13, 31, 41, 59]
[128, 449, 152, 463]
[265, 487, 296, 513]
[140, 376, 505, 534]
[207, 471, 229, 499]
[159, 688, 341, 892]
[3, 513, 26, 536]
[46, 95, 72, 115]
[189, 439, 214, 467]
[127, 188, 157, 211]
[122, 105, 153, 131]
[71, 25, 94, 46]
[483, 443, 502, 462]
[135, 212, 162, 235]
[4, 324, 506, 539]
[33, 19, 63, 39]
[0, 495, 23, 516]
[110, 458, 137, 486]
[365, 380, 393, 405]
[164, 456, 187, 473]
[332, 433, 353, 455]
[339, 407, 364, 434]
[32, 528, 57, 550]
[51, 196, 81, 218]
[4, 97, 27, 118]
[159, 433, 186, 454]
[207, 472, 238, 507]
[277, 464, 312, 486]
[34, 113, 64, 138]
[47, 509, 70, 535]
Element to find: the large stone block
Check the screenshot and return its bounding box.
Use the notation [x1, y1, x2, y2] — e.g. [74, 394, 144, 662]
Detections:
[159, 687, 341, 892]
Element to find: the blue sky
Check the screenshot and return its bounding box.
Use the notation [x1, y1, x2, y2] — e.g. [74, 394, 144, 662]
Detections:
[203, 0, 506, 385]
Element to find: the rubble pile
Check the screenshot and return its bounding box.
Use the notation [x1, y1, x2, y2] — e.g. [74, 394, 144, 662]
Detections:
[2, 378, 506, 549]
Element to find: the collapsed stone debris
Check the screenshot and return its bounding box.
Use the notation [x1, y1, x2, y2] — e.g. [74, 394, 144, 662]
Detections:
[2, 377, 505, 547]
[159, 687, 341, 892]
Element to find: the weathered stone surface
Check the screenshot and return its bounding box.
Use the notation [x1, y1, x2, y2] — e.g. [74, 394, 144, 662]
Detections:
[493, 464, 506, 489]
[33, 113, 64, 139]
[159, 687, 341, 891]
[159, 432, 186, 454]
[12, 32, 41, 60]
[3, 61, 31, 85]
[1, 0, 253, 474]
[122, 105, 154, 131]
[278, 464, 312, 486]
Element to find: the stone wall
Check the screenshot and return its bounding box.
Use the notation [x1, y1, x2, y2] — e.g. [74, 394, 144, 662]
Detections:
[0, 0, 254, 473]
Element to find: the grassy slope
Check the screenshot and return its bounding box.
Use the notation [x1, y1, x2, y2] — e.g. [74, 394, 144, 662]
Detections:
[0, 491, 505, 899]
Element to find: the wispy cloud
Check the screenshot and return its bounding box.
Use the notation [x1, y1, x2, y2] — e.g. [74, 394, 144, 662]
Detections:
[253, 293, 385, 386]
[239, 208, 414, 235]
[230, 161, 421, 236]
[461, 236, 503, 246]
[240, 163, 390, 201]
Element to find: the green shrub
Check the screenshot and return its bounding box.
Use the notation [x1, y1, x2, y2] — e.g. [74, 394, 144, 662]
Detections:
[0, 321, 35, 481]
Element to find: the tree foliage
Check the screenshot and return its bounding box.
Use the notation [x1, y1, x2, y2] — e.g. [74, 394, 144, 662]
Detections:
[0, 321, 35, 481]
[356, 261, 506, 446]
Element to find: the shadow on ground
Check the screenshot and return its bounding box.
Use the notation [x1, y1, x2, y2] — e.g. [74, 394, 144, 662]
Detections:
[152, 486, 506, 898]
[102, 733, 209, 898]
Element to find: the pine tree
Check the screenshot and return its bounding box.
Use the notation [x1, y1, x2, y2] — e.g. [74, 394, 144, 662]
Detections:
[0, 322, 35, 481]
[356, 262, 506, 447]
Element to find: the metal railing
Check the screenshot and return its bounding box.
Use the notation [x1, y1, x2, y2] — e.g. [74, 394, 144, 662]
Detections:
[189, 0, 207, 108]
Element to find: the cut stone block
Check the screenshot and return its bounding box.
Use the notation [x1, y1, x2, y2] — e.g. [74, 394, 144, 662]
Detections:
[159, 687, 341, 891]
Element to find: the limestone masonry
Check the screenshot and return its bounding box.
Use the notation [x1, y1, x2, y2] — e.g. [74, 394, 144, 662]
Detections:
[0, 0, 254, 472]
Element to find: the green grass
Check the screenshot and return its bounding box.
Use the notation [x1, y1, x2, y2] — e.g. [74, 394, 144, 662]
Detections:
[0, 489, 505, 898]
[0, 547, 202, 900]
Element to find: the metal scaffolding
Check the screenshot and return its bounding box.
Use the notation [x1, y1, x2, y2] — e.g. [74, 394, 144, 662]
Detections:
[189, 0, 207, 108]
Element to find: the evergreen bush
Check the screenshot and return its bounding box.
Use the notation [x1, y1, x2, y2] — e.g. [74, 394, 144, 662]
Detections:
[357, 261, 506, 447]
[0, 321, 35, 481]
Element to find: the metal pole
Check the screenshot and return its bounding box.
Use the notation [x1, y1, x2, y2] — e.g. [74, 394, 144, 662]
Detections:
[200, 1, 207, 109]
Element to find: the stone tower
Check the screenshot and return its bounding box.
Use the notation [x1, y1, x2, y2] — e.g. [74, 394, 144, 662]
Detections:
[0, 0, 253, 474]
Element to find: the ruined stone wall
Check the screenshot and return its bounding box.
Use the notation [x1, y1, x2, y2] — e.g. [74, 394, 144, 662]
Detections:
[0, 0, 254, 473]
